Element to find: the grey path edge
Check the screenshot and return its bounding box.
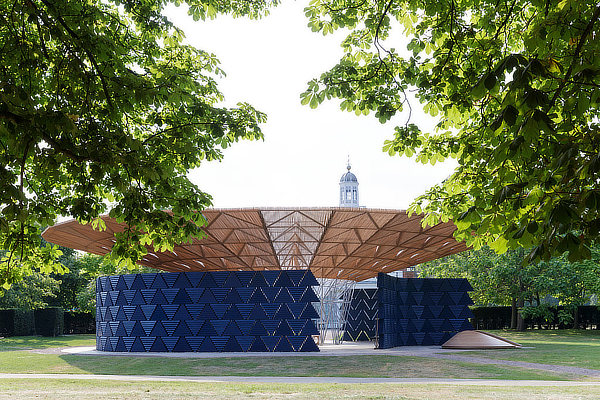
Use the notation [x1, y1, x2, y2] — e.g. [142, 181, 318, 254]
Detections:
[1, 373, 600, 386]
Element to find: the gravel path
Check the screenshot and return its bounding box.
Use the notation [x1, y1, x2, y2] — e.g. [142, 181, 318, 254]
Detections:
[1, 373, 600, 386]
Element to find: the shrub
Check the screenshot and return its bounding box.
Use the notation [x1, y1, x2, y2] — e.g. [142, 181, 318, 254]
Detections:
[34, 307, 64, 337]
[0, 309, 35, 336]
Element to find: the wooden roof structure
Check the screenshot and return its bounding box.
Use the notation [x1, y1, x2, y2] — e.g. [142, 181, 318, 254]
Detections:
[42, 208, 468, 281]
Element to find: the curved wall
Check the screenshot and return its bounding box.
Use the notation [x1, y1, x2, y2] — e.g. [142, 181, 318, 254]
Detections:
[96, 270, 320, 352]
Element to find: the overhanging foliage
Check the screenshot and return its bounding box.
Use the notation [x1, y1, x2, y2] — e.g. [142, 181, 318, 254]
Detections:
[303, 0, 600, 262]
[0, 0, 278, 286]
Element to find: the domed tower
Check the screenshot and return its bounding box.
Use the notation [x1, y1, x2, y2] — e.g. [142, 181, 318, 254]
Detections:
[339, 161, 359, 207]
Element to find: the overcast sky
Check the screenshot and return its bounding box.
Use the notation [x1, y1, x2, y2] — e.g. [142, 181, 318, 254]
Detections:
[163, 1, 455, 210]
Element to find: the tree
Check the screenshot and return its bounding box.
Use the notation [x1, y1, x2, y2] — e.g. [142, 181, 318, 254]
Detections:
[69, 253, 155, 314]
[419, 246, 543, 329]
[0, 0, 277, 286]
[303, 0, 600, 262]
[0, 271, 60, 309]
[420, 245, 600, 329]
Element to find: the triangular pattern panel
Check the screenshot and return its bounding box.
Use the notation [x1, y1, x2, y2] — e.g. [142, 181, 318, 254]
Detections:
[376, 275, 474, 349]
[96, 271, 320, 352]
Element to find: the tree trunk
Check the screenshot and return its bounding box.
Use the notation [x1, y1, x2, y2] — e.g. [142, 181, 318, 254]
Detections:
[516, 296, 526, 331]
[510, 297, 517, 329]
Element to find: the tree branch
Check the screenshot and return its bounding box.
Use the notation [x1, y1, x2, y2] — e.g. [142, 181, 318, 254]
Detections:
[548, 5, 600, 111]
[37, 0, 115, 109]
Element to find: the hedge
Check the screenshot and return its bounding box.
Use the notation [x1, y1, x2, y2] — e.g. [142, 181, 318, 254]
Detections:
[0, 309, 35, 336]
[34, 307, 64, 337]
[471, 306, 600, 330]
[64, 311, 95, 334]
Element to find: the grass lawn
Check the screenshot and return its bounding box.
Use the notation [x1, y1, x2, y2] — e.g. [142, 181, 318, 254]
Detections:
[0, 335, 571, 380]
[0, 335, 95, 350]
[462, 330, 600, 370]
[0, 379, 599, 400]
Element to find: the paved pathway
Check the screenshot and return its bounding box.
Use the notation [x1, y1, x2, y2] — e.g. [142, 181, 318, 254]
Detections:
[1, 373, 600, 386]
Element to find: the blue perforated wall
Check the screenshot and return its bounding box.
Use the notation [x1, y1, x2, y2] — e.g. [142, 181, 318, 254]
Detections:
[343, 289, 378, 341]
[95, 270, 321, 352]
[377, 274, 474, 348]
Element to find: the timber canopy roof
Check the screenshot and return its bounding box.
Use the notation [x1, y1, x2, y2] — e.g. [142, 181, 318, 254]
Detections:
[42, 208, 468, 281]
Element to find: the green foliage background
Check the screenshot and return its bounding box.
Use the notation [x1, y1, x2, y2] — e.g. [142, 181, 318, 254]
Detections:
[0, 0, 280, 286]
[303, 0, 600, 263]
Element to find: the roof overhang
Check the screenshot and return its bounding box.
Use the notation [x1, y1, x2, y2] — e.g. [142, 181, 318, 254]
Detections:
[42, 208, 468, 281]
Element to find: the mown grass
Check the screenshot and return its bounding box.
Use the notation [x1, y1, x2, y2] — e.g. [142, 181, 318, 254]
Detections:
[0, 379, 599, 400]
[0, 335, 570, 380]
[0, 351, 568, 380]
[0, 335, 95, 351]
[5, 332, 600, 380]
[463, 330, 600, 370]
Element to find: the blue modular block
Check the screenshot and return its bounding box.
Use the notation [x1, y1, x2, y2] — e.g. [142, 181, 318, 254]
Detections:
[223, 273, 243, 288]
[198, 273, 217, 288]
[211, 272, 230, 288]
[262, 287, 280, 303]
[162, 274, 178, 289]
[173, 273, 192, 289]
[235, 271, 254, 287]
[249, 272, 269, 287]
[173, 337, 192, 352]
[140, 273, 156, 289]
[223, 289, 243, 304]
[235, 320, 255, 336]
[223, 336, 243, 352]
[274, 272, 294, 287]
[262, 271, 280, 287]
[299, 271, 319, 287]
[185, 272, 205, 288]
[223, 321, 242, 336]
[235, 336, 254, 352]
[274, 337, 294, 352]
[248, 337, 268, 352]
[211, 288, 231, 303]
[151, 274, 168, 289]
[261, 336, 280, 351]
[223, 305, 243, 320]
[275, 288, 294, 303]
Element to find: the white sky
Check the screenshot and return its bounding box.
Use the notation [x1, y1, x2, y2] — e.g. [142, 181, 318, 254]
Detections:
[163, 1, 455, 209]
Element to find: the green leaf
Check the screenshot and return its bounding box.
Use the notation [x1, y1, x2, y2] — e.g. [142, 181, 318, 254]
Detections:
[484, 73, 497, 90]
[503, 105, 519, 126]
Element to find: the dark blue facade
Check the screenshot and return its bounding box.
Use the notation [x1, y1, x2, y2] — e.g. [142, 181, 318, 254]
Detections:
[377, 274, 474, 348]
[95, 270, 320, 352]
[343, 288, 378, 341]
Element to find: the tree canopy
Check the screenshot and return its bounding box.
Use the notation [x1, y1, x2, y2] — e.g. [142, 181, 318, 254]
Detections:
[303, 0, 600, 262]
[419, 245, 600, 328]
[0, 0, 278, 286]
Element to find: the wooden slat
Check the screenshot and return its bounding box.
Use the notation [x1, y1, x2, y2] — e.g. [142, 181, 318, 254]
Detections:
[41, 207, 468, 281]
